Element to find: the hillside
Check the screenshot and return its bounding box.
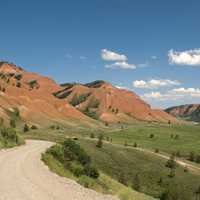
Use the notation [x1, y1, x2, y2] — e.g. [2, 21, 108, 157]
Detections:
[0, 62, 178, 127]
[0, 62, 94, 127]
[54, 80, 178, 124]
[165, 104, 200, 122]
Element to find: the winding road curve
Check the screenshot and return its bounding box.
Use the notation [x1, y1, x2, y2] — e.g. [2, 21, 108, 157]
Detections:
[0, 140, 118, 200]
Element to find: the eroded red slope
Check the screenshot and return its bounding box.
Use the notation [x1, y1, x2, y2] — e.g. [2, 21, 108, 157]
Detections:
[55, 81, 178, 123]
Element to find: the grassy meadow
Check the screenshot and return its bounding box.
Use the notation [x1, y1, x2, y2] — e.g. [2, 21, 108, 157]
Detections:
[21, 122, 200, 200]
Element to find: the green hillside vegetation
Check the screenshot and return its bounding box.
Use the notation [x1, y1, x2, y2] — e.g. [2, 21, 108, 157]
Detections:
[0, 125, 24, 148]
[42, 139, 155, 200]
[78, 138, 200, 200]
[104, 123, 200, 156]
[22, 122, 200, 200]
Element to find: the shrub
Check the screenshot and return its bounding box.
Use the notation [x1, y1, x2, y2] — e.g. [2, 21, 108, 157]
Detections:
[155, 148, 159, 153]
[165, 155, 176, 169]
[133, 142, 138, 148]
[47, 144, 64, 162]
[31, 125, 38, 130]
[63, 139, 91, 165]
[84, 165, 99, 179]
[23, 124, 29, 132]
[96, 135, 103, 148]
[10, 119, 16, 128]
[196, 155, 200, 163]
[14, 74, 23, 81]
[188, 151, 195, 161]
[168, 168, 175, 178]
[16, 82, 21, 88]
[90, 133, 95, 138]
[149, 133, 154, 138]
[70, 162, 85, 177]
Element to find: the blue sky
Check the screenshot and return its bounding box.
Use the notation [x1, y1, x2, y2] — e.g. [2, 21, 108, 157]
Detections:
[1, 0, 200, 108]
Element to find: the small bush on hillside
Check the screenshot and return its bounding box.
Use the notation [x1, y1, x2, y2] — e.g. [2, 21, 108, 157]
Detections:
[196, 155, 200, 163]
[174, 134, 179, 140]
[63, 139, 91, 165]
[69, 162, 85, 177]
[47, 144, 64, 162]
[133, 142, 138, 148]
[168, 168, 176, 178]
[27, 80, 39, 89]
[10, 119, 16, 128]
[16, 82, 21, 88]
[96, 134, 103, 148]
[83, 108, 99, 120]
[23, 124, 29, 132]
[46, 139, 99, 179]
[31, 125, 38, 130]
[155, 148, 159, 153]
[14, 74, 23, 81]
[188, 151, 195, 162]
[149, 133, 154, 138]
[84, 165, 99, 179]
[166, 155, 176, 169]
[90, 133, 95, 138]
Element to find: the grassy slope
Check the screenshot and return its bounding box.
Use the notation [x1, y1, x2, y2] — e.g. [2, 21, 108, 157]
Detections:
[21, 122, 200, 199]
[79, 139, 200, 199]
[0, 126, 24, 149]
[103, 123, 200, 156]
[42, 151, 155, 200]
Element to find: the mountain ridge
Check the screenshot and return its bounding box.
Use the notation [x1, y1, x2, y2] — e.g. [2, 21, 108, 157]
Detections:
[165, 104, 200, 122]
[0, 61, 178, 126]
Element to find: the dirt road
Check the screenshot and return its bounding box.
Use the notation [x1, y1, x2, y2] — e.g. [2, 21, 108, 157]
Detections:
[0, 140, 118, 200]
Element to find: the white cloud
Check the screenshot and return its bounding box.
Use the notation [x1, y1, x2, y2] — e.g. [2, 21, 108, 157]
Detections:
[142, 87, 200, 101]
[80, 56, 87, 60]
[101, 49, 127, 61]
[133, 79, 180, 89]
[168, 49, 200, 66]
[116, 85, 129, 90]
[151, 56, 157, 60]
[105, 61, 136, 69]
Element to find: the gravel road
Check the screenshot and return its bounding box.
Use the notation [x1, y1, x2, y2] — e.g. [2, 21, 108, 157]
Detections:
[0, 140, 119, 200]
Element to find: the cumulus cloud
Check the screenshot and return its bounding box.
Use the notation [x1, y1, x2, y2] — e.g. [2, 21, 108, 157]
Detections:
[133, 79, 180, 89]
[168, 49, 200, 66]
[101, 49, 127, 61]
[105, 61, 136, 69]
[142, 87, 200, 101]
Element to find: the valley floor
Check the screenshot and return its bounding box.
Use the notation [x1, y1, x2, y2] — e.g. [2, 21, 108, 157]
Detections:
[0, 140, 118, 200]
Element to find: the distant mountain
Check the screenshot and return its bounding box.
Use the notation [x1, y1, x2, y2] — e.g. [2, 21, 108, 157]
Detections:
[54, 80, 178, 124]
[165, 104, 200, 122]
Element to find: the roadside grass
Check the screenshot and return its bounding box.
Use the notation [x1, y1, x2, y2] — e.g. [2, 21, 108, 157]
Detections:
[0, 126, 24, 149]
[42, 151, 155, 200]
